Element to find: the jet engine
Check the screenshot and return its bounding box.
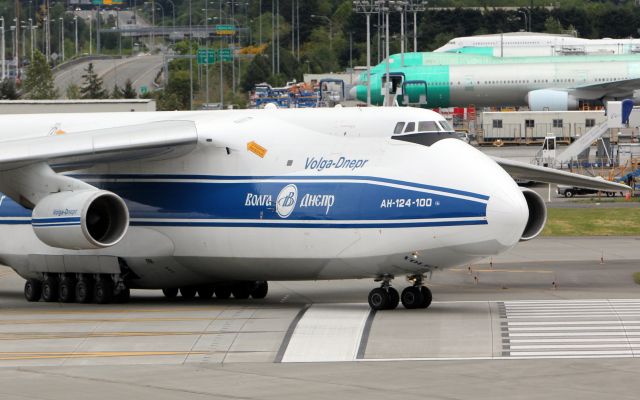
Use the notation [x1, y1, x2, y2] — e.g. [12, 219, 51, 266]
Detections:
[526, 89, 579, 111]
[32, 190, 129, 250]
[519, 188, 547, 241]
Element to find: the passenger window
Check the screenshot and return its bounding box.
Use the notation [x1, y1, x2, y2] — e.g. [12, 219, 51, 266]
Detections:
[418, 120, 439, 132]
[393, 122, 405, 135]
[404, 122, 416, 133]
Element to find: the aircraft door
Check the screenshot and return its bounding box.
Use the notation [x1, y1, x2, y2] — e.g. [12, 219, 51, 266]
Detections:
[464, 75, 475, 91]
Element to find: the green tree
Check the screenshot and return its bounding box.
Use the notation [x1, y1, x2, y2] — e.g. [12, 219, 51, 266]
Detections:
[242, 54, 271, 91]
[22, 50, 58, 99]
[122, 79, 137, 99]
[544, 17, 563, 34]
[65, 84, 81, 99]
[111, 84, 123, 99]
[0, 80, 18, 99]
[80, 63, 108, 99]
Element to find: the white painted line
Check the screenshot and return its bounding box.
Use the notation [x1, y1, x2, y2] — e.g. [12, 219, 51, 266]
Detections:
[510, 344, 635, 350]
[508, 321, 640, 326]
[507, 315, 640, 319]
[281, 304, 370, 363]
[510, 338, 640, 344]
[509, 332, 640, 337]
[508, 326, 632, 331]
[509, 350, 634, 357]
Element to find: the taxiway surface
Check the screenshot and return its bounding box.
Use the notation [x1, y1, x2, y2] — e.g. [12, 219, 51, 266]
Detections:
[0, 236, 639, 399]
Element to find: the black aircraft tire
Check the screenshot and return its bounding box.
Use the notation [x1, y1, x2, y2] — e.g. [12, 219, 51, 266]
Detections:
[420, 286, 433, 309]
[42, 277, 59, 303]
[114, 287, 131, 303]
[75, 278, 93, 303]
[59, 279, 76, 303]
[24, 279, 42, 302]
[179, 287, 197, 299]
[232, 282, 252, 299]
[387, 287, 400, 310]
[401, 286, 424, 309]
[214, 286, 232, 299]
[251, 281, 268, 299]
[368, 287, 390, 311]
[197, 286, 215, 299]
[162, 288, 179, 298]
[94, 278, 114, 304]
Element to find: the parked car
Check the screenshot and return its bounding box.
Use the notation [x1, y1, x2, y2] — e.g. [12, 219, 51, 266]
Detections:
[556, 184, 620, 198]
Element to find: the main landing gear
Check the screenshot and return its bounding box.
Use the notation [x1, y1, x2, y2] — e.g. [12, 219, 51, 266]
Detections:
[162, 281, 268, 300]
[24, 273, 129, 304]
[368, 275, 432, 311]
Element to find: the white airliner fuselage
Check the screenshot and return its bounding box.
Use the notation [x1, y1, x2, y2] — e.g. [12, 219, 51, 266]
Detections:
[0, 107, 626, 309]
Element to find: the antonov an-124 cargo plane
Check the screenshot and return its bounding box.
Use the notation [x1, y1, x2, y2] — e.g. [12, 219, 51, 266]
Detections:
[0, 107, 628, 310]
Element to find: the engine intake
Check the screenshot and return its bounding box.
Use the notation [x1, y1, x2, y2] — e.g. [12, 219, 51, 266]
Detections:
[32, 190, 129, 250]
[520, 188, 547, 241]
[526, 89, 579, 111]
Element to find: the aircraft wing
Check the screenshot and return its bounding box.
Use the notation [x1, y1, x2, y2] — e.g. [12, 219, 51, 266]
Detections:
[493, 157, 630, 192]
[574, 77, 640, 93]
[0, 120, 198, 171]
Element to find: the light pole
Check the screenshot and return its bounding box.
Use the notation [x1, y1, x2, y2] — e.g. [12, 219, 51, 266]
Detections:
[310, 14, 332, 52]
[74, 15, 78, 57]
[353, 1, 382, 106]
[89, 14, 92, 55]
[166, 0, 176, 29]
[156, 4, 165, 27]
[406, 0, 427, 53]
[0, 17, 5, 80]
[28, 18, 33, 60]
[10, 24, 15, 80]
[59, 17, 64, 62]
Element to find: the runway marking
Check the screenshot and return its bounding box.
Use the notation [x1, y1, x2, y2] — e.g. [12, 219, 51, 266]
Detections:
[501, 299, 640, 358]
[0, 330, 279, 341]
[0, 316, 265, 325]
[280, 304, 370, 363]
[449, 268, 554, 274]
[0, 351, 206, 361]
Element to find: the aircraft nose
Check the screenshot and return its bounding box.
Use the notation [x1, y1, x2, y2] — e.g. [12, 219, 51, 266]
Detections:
[485, 177, 529, 250]
[430, 139, 528, 256]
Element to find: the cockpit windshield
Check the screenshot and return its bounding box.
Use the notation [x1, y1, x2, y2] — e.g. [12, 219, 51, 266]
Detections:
[391, 118, 459, 147]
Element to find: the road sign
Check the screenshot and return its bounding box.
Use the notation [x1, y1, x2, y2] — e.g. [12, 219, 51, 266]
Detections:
[218, 48, 233, 62]
[215, 25, 236, 36]
[197, 49, 216, 65]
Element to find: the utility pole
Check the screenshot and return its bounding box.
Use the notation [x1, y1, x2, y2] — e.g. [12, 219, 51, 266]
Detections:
[405, 0, 426, 53]
[59, 17, 64, 62]
[189, 0, 193, 109]
[74, 15, 78, 57]
[296, 0, 299, 61]
[205, 0, 208, 106]
[271, 0, 274, 75]
[353, 1, 382, 106]
[97, 7, 101, 54]
[259, 0, 262, 46]
[89, 14, 92, 55]
[15, 0, 19, 79]
[29, 18, 33, 60]
[219, 0, 223, 108]
[1, 17, 5, 80]
[276, 0, 279, 74]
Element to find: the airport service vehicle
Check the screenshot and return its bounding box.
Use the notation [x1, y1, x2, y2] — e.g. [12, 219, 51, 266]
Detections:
[353, 52, 640, 111]
[0, 107, 628, 310]
[557, 185, 620, 198]
[435, 32, 640, 57]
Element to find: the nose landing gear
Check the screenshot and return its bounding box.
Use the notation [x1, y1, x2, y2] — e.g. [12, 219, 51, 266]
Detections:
[368, 274, 432, 311]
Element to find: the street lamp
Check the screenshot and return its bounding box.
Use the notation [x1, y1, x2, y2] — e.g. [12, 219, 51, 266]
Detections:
[166, 0, 176, 29]
[59, 17, 64, 62]
[0, 17, 5, 80]
[74, 15, 78, 57]
[156, 4, 165, 27]
[310, 14, 332, 52]
[406, 0, 427, 52]
[353, 0, 383, 106]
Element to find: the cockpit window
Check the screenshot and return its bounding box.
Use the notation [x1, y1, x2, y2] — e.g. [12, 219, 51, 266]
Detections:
[393, 122, 405, 135]
[404, 122, 416, 133]
[437, 120, 454, 132]
[418, 121, 439, 132]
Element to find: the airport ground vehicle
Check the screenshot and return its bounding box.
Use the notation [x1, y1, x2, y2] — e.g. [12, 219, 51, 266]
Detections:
[557, 184, 620, 197]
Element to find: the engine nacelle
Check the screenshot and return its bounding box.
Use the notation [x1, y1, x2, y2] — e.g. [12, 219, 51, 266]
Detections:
[526, 89, 579, 111]
[520, 188, 547, 241]
[32, 190, 129, 250]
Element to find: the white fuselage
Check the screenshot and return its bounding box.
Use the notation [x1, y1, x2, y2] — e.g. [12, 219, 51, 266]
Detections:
[0, 108, 528, 288]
